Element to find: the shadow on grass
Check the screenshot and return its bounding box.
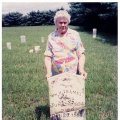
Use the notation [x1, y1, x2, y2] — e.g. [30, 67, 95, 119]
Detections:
[35, 105, 50, 120]
[94, 35, 117, 45]
[71, 26, 117, 46]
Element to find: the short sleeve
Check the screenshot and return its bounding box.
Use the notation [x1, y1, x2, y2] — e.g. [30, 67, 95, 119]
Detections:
[76, 33, 85, 57]
[44, 35, 53, 57]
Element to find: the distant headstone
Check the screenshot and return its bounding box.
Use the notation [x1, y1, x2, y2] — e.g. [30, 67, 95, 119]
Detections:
[34, 46, 40, 53]
[93, 28, 97, 38]
[29, 49, 34, 53]
[102, 38, 106, 43]
[41, 37, 45, 43]
[48, 72, 86, 120]
[20, 35, 26, 43]
[6, 42, 11, 50]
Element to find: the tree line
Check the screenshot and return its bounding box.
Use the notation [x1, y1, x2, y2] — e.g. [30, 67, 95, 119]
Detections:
[2, 10, 55, 26]
[2, 2, 117, 34]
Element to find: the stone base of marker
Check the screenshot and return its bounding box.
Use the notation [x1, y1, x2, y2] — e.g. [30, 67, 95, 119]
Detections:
[48, 72, 86, 120]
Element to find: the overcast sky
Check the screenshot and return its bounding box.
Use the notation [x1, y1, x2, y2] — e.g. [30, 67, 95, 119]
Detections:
[2, 2, 70, 15]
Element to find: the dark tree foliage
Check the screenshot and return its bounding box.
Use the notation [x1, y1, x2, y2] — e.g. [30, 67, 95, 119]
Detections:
[69, 2, 118, 34]
[2, 12, 23, 27]
[2, 10, 55, 27]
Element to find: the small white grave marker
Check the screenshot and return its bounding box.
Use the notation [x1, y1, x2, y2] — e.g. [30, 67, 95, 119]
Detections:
[41, 37, 45, 43]
[6, 42, 11, 50]
[20, 35, 26, 43]
[34, 46, 40, 53]
[29, 49, 34, 53]
[93, 28, 97, 38]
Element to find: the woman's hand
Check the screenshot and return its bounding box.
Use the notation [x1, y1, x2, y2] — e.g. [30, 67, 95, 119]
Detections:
[46, 72, 52, 79]
[79, 69, 87, 80]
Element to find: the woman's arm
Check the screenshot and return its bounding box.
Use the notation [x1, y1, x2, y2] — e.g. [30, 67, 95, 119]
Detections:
[78, 53, 87, 80]
[44, 56, 52, 79]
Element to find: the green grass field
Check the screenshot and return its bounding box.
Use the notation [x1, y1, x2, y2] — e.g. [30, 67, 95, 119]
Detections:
[2, 26, 117, 120]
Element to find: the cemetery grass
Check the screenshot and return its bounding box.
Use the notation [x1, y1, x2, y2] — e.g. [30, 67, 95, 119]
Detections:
[2, 26, 117, 120]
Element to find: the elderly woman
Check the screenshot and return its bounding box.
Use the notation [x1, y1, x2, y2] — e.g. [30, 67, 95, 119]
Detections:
[44, 10, 87, 79]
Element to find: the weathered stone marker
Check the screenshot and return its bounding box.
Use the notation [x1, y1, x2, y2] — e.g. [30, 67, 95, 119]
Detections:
[34, 46, 40, 53]
[6, 42, 11, 50]
[29, 49, 34, 53]
[48, 72, 86, 120]
[41, 37, 45, 43]
[93, 28, 97, 38]
[20, 35, 26, 43]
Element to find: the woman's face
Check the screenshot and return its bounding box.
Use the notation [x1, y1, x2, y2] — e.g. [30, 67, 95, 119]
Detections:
[55, 17, 69, 35]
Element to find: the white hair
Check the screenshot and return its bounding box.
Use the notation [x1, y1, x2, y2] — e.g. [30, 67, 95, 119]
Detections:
[54, 10, 71, 24]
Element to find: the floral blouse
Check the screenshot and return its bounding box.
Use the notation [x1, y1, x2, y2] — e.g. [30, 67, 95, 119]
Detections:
[44, 28, 85, 76]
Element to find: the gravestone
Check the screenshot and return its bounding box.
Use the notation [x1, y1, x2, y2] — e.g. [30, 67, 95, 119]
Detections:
[29, 49, 34, 53]
[41, 37, 45, 43]
[20, 35, 26, 43]
[48, 72, 86, 120]
[34, 46, 40, 53]
[102, 38, 106, 43]
[93, 28, 97, 38]
[6, 42, 11, 50]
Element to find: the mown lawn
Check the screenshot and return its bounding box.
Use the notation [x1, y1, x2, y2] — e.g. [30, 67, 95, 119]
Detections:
[2, 26, 117, 120]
